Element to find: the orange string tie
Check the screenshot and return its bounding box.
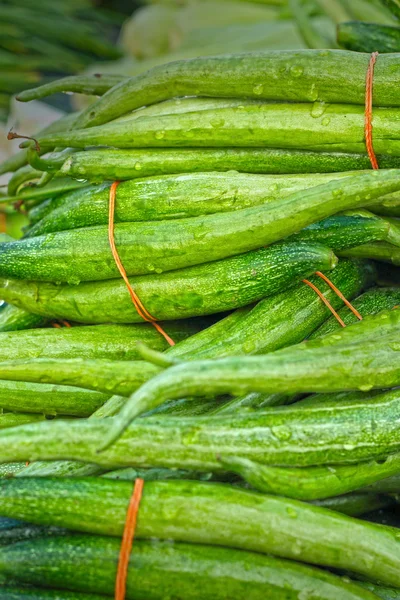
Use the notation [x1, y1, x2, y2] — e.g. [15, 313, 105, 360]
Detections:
[315, 271, 363, 321]
[302, 279, 346, 327]
[115, 478, 144, 600]
[365, 51, 379, 170]
[109, 181, 175, 346]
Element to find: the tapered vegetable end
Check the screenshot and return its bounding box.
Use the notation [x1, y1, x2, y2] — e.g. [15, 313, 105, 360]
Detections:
[135, 343, 178, 368]
[96, 416, 127, 453]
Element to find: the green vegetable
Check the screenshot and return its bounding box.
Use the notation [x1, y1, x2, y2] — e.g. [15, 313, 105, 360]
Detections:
[39, 147, 400, 182]
[69, 50, 400, 129]
[0, 413, 45, 429]
[0, 169, 396, 282]
[103, 308, 400, 441]
[0, 243, 336, 322]
[1, 388, 400, 469]
[0, 534, 382, 600]
[16, 74, 127, 103]
[0, 478, 399, 587]
[0, 304, 48, 332]
[0, 321, 205, 361]
[310, 287, 400, 338]
[0, 381, 109, 417]
[338, 22, 400, 53]
[339, 241, 400, 265]
[312, 492, 394, 517]
[31, 103, 400, 156]
[27, 170, 367, 236]
[219, 447, 400, 500]
[0, 588, 107, 600]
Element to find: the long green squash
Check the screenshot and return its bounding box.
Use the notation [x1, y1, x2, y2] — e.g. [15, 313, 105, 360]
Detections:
[0, 169, 397, 282]
[102, 308, 400, 441]
[1, 389, 400, 468]
[0, 381, 109, 417]
[0, 534, 381, 600]
[0, 243, 337, 322]
[26, 171, 363, 236]
[46, 147, 400, 182]
[31, 103, 400, 156]
[339, 241, 400, 264]
[0, 587, 105, 599]
[67, 50, 400, 129]
[0, 478, 399, 587]
[0, 320, 206, 361]
[338, 21, 400, 53]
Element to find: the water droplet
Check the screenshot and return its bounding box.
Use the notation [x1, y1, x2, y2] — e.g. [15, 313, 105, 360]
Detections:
[134, 162, 142, 170]
[322, 117, 331, 126]
[155, 131, 165, 140]
[290, 65, 304, 78]
[271, 426, 292, 441]
[185, 130, 195, 138]
[327, 466, 337, 473]
[343, 443, 355, 450]
[155, 267, 163, 274]
[310, 101, 326, 118]
[253, 83, 264, 95]
[358, 384, 373, 392]
[291, 542, 302, 555]
[67, 276, 80, 286]
[286, 507, 298, 518]
[146, 264, 156, 272]
[210, 117, 225, 128]
[242, 340, 256, 354]
[319, 50, 329, 57]
[309, 83, 318, 102]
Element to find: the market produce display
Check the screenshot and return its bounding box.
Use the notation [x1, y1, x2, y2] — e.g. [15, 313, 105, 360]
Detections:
[1, 1, 400, 599]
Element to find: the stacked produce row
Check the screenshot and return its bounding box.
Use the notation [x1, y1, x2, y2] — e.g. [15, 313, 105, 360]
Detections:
[1, 47, 400, 599]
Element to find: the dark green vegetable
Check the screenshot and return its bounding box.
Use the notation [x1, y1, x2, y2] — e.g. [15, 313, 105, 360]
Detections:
[0, 169, 396, 282]
[0, 588, 107, 600]
[312, 492, 395, 517]
[39, 147, 400, 182]
[1, 388, 400, 468]
[358, 581, 400, 600]
[338, 21, 400, 53]
[0, 478, 399, 587]
[16, 74, 127, 103]
[0, 243, 337, 323]
[0, 304, 48, 332]
[0, 534, 382, 600]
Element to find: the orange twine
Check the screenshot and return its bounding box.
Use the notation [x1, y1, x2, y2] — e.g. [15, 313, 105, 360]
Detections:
[365, 51, 379, 170]
[108, 181, 175, 346]
[115, 478, 144, 600]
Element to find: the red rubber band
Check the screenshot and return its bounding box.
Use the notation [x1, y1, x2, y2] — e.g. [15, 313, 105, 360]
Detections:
[315, 271, 362, 321]
[365, 52, 379, 170]
[115, 478, 144, 600]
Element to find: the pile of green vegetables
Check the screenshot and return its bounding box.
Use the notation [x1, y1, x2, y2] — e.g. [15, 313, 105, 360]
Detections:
[0, 0, 122, 122]
[1, 47, 400, 599]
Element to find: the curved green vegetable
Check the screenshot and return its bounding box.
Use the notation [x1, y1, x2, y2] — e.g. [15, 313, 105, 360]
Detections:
[218, 448, 400, 500]
[312, 492, 394, 517]
[103, 308, 400, 442]
[0, 478, 399, 587]
[0, 169, 397, 282]
[70, 50, 400, 129]
[0, 534, 382, 600]
[338, 21, 400, 53]
[0, 588, 105, 600]
[339, 241, 400, 265]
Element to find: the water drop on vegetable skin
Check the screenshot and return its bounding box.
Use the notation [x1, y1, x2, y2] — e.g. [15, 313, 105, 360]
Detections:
[322, 117, 331, 126]
[271, 426, 292, 441]
[252, 84, 264, 95]
[290, 65, 304, 78]
[154, 131, 165, 140]
[134, 162, 142, 170]
[310, 101, 326, 118]
[286, 507, 297, 518]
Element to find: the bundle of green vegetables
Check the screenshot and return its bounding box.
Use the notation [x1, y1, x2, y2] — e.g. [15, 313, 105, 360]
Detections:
[1, 48, 400, 599]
